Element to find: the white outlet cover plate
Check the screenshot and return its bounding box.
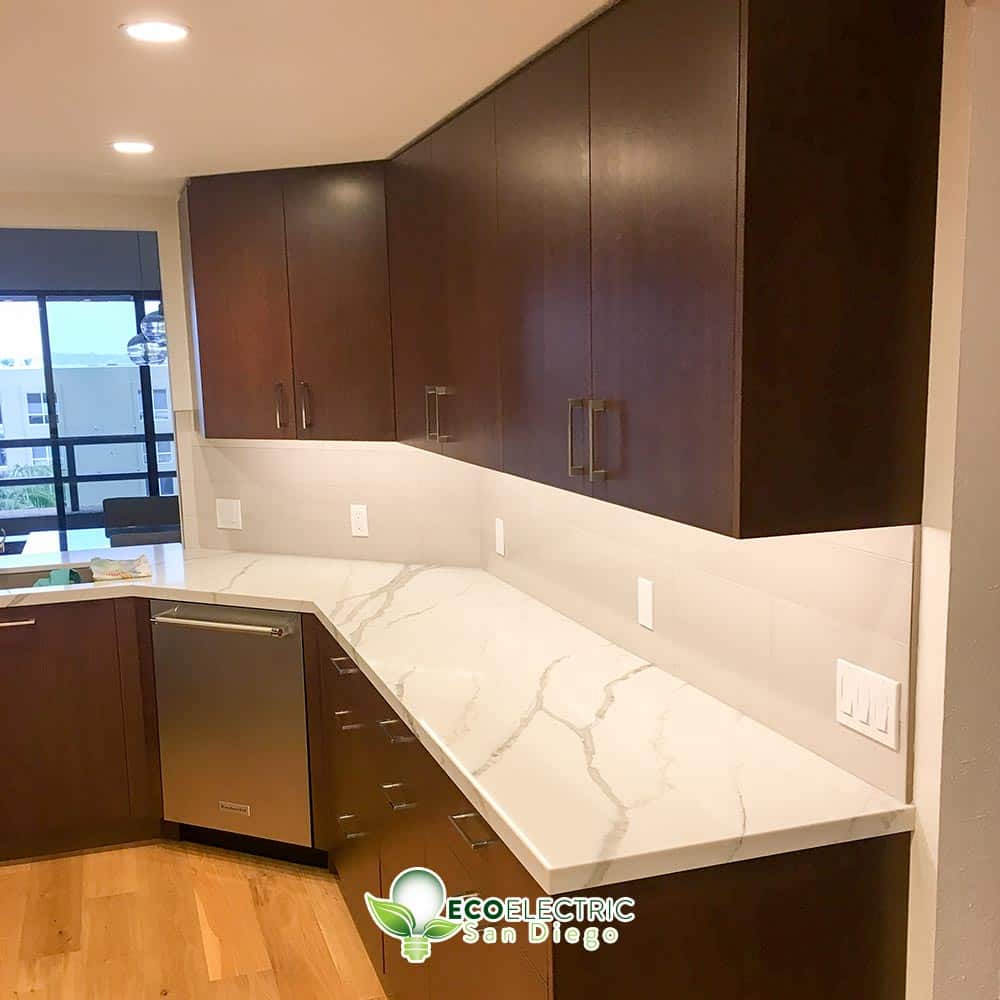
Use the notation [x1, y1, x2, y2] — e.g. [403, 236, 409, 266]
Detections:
[350, 504, 369, 538]
[637, 577, 654, 630]
[215, 498, 242, 530]
[836, 658, 901, 750]
[495, 517, 505, 557]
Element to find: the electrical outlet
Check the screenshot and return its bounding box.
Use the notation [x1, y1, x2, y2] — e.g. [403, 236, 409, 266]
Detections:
[495, 517, 506, 557]
[637, 577, 654, 630]
[350, 504, 369, 538]
[836, 659, 900, 750]
[215, 498, 242, 530]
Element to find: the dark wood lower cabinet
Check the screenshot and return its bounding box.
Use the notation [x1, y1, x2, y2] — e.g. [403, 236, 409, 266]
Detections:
[308, 616, 909, 1000]
[0, 599, 163, 861]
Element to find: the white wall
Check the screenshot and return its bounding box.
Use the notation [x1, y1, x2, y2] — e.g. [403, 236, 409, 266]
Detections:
[925, 2, 1000, 995]
[0, 191, 198, 542]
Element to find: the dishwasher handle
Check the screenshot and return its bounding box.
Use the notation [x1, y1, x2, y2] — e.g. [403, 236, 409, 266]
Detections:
[150, 613, 290, 639]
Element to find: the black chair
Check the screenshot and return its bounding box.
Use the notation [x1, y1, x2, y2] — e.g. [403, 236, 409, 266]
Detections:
[103, 496, 182, 547]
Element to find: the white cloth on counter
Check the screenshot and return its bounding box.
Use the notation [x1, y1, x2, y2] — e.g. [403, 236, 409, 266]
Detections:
[89, 555, 153, 580]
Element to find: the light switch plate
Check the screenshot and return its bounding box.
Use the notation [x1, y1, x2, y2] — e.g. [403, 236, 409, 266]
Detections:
[836, 659, 900, 750]
[637, 577, 654, 631]
[495, 517, 505, 557]
[215, 498, 242, 530]
[350, 504, 369, 538]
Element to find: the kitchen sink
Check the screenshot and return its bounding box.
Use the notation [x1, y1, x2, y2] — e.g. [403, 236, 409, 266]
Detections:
[0, 565, 95, 590]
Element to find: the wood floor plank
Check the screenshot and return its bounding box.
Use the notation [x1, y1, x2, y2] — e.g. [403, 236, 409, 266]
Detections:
[304, 873, 384, 1000]
[249, 870, 349, 1000]
[135, 840, 212, 997]
[18, 856, 83, 960]
[0, 865, 30, 996]
[1, 843, 387, 1000]
[82, 847, 138, 899]
[81, 892, 143, 999]
[186, 848, 272, 983]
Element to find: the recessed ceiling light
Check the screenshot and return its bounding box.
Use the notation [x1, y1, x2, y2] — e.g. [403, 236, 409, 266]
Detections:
[113, 140, 155, 155]
[120, 21, 190, 43]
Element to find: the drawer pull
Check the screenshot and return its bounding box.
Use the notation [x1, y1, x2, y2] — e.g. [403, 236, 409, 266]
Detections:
[380, 782, 418, 812]
[337, 814, 368, 840]
[448, 811, 499, 852]
[334, 710, 365, 732]
[331, 656, 359, 676]
[378, 718, 416, 745]
[0, 618, 36, 629]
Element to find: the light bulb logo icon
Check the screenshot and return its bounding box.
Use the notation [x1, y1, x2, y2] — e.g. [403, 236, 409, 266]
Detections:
[365, 867, 464, 963]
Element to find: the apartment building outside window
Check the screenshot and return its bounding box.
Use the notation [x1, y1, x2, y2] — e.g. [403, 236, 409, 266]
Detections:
[0, 292, 175, 539]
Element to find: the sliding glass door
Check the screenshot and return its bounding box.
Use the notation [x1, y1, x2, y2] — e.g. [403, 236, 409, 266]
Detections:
[0, 291, 174, 547]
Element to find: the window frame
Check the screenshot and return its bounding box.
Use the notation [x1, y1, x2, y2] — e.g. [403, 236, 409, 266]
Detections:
[0, 290, 174, 541]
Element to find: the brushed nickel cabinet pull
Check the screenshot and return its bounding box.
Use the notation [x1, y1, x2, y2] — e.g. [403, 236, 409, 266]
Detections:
[567, 398, 585, 477]
[448, 811, 499, 851]
[435, 386, 454, 443]
[378, 718, 416, 745]
[588, 399, 607, 483]
[425, 385, 438, 441]
[0, 619, 36, 629]
[299, 381, 312, 431]
[331, 656, 358, 676]
[274, 383, 286, 431]
[380, 782, 418, 811]
[337, 814, 368, 840]
[334, 709, 365, 733]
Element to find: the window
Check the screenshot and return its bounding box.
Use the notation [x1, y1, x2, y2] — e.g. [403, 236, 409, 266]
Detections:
[139, 387, 171, 423]
[0, 291, 177, 544]
[26, 391, 49, 425]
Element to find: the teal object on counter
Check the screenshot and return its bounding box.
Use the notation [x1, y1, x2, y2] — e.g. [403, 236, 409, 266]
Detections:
[32, 568, 82, 588]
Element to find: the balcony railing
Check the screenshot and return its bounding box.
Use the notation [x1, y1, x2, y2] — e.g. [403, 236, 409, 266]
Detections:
[0, 432, 175, 533]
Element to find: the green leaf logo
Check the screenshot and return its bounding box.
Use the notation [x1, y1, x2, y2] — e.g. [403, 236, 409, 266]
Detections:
[365, 894, 417, 940]
[364, 867, 465, 964]
[422, 917, 463, 942]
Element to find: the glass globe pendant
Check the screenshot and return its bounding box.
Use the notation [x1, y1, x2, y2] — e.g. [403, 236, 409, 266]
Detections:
[140, 309, 167, 346]
[127, 332, 167, 366]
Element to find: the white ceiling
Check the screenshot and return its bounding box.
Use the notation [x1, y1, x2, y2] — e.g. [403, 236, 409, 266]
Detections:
[0, 0, 611, 196]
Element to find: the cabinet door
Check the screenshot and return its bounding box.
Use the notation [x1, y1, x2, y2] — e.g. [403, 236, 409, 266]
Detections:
[388, 136, 449, 453]
[435, 98, 503, 471]
[0, 602, 131, 843]
[284, 164, 395, 441]
[496, 32, 592, 492]
[589, 0, 742, 533]
[187, 172, 295, 439]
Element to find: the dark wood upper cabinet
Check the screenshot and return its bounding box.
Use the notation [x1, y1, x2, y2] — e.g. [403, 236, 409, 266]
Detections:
[589, 0, 742, 533]
[387, 135, 448, 454]
[284, 163, 395, 441]
[435, 97, 503, 471]
[589, 0, 943, 536]
[184, 0, 942, 536]
[187, 164, 394, 443]
[496, 32, 592, 493]
[187, 172, 296, 440]
[389, 100, 503, 471]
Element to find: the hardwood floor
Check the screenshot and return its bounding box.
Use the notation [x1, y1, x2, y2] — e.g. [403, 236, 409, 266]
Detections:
[0, 842, 385, 1000]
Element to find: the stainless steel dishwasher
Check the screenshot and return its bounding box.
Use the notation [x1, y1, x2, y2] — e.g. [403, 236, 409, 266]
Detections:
[150, 600, 312, 846]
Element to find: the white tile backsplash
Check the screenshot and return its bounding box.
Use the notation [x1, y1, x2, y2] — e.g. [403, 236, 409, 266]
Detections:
[177, 418, 915, 798]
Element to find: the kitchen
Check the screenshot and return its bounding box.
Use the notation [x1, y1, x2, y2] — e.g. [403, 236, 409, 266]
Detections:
[0, 0, 997, 998]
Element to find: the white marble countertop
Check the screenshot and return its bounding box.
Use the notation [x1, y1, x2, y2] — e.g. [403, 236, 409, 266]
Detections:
[0, 544, 913, 893]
